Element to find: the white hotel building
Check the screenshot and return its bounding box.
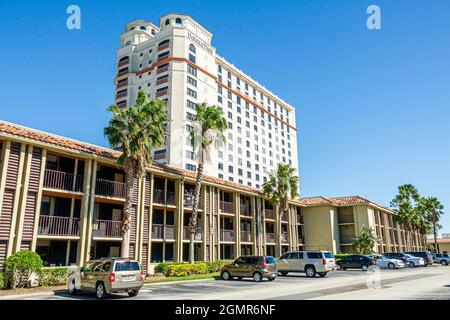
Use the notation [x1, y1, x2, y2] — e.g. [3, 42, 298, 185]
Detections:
[114, 13, 299, 190]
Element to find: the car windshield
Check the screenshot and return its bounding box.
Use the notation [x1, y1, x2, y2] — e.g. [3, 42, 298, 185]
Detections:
[265, 256, 276, 264]
[404, 254, 415, 259]
[114, 261, 140, 271]
[324, 252, 334, 259]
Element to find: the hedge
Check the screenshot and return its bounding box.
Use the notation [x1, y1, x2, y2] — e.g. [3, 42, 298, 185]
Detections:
[165, 263, 208, 277]
[0, 272, 5, 290]
[334, 253, 354, 261]
[38, 267, 68, 287]
[154, 260, 232, 277]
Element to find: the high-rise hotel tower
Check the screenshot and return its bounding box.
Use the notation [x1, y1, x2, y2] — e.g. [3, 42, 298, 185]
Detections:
[114, 14, 299, 190]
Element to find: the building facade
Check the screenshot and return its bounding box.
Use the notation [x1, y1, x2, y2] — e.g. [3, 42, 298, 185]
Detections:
[0, 122, 426, 273]
[114, 14, 299, 190]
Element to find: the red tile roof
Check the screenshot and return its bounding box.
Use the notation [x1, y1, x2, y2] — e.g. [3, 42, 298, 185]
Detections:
[427, 238, 450, 244]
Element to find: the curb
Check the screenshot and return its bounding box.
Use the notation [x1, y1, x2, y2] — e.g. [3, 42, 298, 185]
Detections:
[144, 277, 217, 286]
[0, 290, 64, 300]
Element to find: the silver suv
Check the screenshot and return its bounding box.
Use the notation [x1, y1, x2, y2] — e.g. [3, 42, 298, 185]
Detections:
[67, 258, 144, 299]
[433, 253, 450, 266]
[277, 251, 336, 277]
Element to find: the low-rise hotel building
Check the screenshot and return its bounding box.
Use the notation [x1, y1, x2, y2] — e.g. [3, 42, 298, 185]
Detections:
[0, 122, 426, 273]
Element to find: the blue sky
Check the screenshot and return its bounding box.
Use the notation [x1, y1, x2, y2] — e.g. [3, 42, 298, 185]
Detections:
[0, 0, 449, 233]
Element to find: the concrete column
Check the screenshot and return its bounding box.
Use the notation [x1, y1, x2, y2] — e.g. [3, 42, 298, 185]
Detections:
[147, 173, 154, 268]
[201, 186, 207, 261]
[251, 196, 257, 255]
[275, 204, 281, 258]
[7, 143, 26, 256]
[31, 149, 47, 251]
[137, 176, 146, 263]
[0, 141, 11, 221]
[175, 179, 183, 262]
[234, 192, 240, 259]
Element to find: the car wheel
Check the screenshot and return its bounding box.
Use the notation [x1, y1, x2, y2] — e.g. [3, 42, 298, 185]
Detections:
[68, 280, 77, 295]
[221, 271, 231, 280]
[318, 272, 327, 278]
[336, 265, 342, 271]
[127, 290, 139, 297]
[253, 272, 263, 282]
[96, 282, 107, 299]
[305, 266, 316, 278]
[361, 264, 368, 271]
[388, 262, 395, 270]
[441, 260, 448, 266]
[280, 272, 288, 276]
[409, 261, 416, 268]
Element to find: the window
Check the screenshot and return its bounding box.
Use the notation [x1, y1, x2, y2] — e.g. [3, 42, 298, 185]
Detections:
[187, 88, 197, 98]
[218, 174, 223, 179]
[218, 163, 224, 170]
[218, 65, 222, 73]
[165, 19, 170, 25]
[187, 65, 197, 77]
[186, 150, 196, 160]
[228, 166, 234, 173]
[176, 17, 182, 24]
[187, 100, 197, 110]
[189, 54, 196, 63]
[186, 164, 196, 171]
[187, 76, 197, 87]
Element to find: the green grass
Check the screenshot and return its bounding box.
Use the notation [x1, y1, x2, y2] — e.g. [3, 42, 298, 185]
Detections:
[144, 272, 220, 284]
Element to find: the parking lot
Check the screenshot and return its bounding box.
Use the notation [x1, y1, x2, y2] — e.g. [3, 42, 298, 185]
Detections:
[6, 264, 450, 300]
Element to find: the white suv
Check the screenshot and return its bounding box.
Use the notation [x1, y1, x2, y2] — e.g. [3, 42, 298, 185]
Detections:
[276, 251, 336, 278]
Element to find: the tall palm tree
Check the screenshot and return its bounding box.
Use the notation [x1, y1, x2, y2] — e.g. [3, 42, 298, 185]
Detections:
[390, 184, 421, 250]
[104, 91, 169, 258]
[189, 103, 227, 263]
[418, 197, 444, 253]
[263, 164, 299, 256]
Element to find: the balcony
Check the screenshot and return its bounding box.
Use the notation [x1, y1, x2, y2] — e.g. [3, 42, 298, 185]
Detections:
[95, 178, 126, 198]
[92, 219, 122, 238]
[117, 68, 128, 76]
[156, 77, 169, 85]
[297, 215, 304, 224]
[43, 169, 83, 192]
[240, 231, 252, 242]
[156, 89, 168, 97]
[220, 201, 234, 214]
[158, 53, 170, 62]
[165, 225, 175, 240]
[240, 204, 251, 217]
[115, 90, 127, 99]
[183, 194, 196, 208]
[157, 66, 169, 74]
[281, 212, 288, 222]
[38, 216, 79, 237]
[340, 234, 355, 244]
[117, 59, 129, 68]
[153, 189, 175, 205]
[264, 209, 274, 220]
[220, 229, 234, 242]
[154, 151, 166, 161]
[152, 224, 163, 239]
[281, 233, 289, 243]
[158, 43, 170, 51]
[183, 226, 202, 241]
[338, 215, 355, 224]
[117, 80, 128, 89]
[298, 236, 305, 245]
[266, 232, 275, 243]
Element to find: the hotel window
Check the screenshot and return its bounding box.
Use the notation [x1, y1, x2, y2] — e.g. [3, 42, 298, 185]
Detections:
[187, 100, 197, 110]
[187, 88, 197, 98]
[237, 78, 241, 85]
[236, 96, 241, 105]
[228, 143, 233, 151]
[238, 147, 242, 155]
[228, 166, 234, 173]
[239, 179, 243, 184]
[186, 124, 194, 132]
[189, 54, 196, 63]
[247, 172, 252, 178]
[263, 176, 268, 183]
[186, 150, 196, 160]
[227, 71, 231, 80]
[227, 101, 232, 109]
[237, 106, 241, 113]
[247, 182, 252, 187]
[218, 163, 224, 170]
[186, 112, 195, 121]
[227, 81, 232, 87]
[238, 158, 243, 166]
[228, 154, 233, 162]
[255, 164, 260, 171]
[165, 19, 170, 25]
[218, 74, 222, 82]
[229, 177, 234, 182]
[187, 65, 197, 77]
[218, 65, 222, 73]
[218, 86, 222, 94]
[218, 96, 223, 103]
[186, 164, 196, 171]
[238, 168, 243, 176]
[218, 174, 224, 179]
[237, 116, 241, 124]
[187, 76, 197, 87]
[227, 91, 232, 99]
[256, 174, 260, 181]
[247, 161, 251, 168]
[218, 151, 223, 159]
[189, 44, 196, 53]
[227, 112, 232, 119]
[228, 122, 233, 129]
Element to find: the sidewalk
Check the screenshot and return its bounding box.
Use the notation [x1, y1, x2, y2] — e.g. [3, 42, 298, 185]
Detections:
[0, 286, 65, 300]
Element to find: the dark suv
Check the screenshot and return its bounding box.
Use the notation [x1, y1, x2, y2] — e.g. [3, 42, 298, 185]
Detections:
[405, 251, 433, 266]
[221, 256, 278, 282]
[336, 255, 376, 271]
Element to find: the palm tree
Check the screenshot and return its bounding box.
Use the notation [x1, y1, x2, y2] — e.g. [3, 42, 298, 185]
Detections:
[352, 225, 380, 254]
[104, 91, 169, 257]
[189, 103, 227, 263]
[418, 197, 444, 253]
[263, 163, 299, 257]
[390, 184, 421, 250]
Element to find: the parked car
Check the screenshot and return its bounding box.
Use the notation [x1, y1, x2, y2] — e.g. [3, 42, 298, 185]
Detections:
[336, 255, 376, 271]
[221, 256, 278, 282]
[276, 250, 336, 278]
[384, 252, 424, 267]
[67, 258, 144, 299]
[433, 253, 450, 266]
[370, 254, 405, 269]
[405, 251, 433, 266]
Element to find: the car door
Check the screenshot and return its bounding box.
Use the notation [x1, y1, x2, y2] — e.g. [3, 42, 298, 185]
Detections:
[296, 252, 305, 271]
[277, 253, 291, 271]
[231, 257, 246, 276]
[80, 261, 100, 291]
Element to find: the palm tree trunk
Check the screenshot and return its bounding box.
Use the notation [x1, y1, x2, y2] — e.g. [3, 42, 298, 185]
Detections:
[433, 221, 438, 253]
[121, 170, 135, 259]
[277, 204, 283, 257]
[189, 160, 204, 263]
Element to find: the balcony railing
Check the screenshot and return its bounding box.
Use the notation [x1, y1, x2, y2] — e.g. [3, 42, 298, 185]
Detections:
[158, 53, 170, 61]
[184, 194, 195, 208]
[117, 59, 129, 68]
[297, 215, 304, 224]
[152, 224, 163, 239]
[117, 81, 128, 89]
[165, 225, 175, 240]
[220, 229, 234, 242]
[240, 231, 252, 242]
[92, 219, 122, 238]
[38, 215, 79, 237]
[117, 68, 128, 76]
[156, 89, 168, 97]
[240, 204, 251, 217]
[340, 234, 355, 244]
[43, 169, 83, 192]
[153, 189, 175, 205]
[281, 233, 289, 243]
[338, 215, 355, 224]
[265, 209, 274, 220]
[153, 151, 166, 160]
[157, 66, 169, 74]
[156, 77, 169, 85]
[220, 201, 234, 214]
[266, 232, 275, 243]
[183, 226, 202, 241]
[95, 178, 126, 198]
[158, 43, 170, 51]
[298, 236, 305, 245]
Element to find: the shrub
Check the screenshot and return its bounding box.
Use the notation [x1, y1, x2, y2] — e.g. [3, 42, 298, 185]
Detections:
[204, 260, 232, 273]
[38, 267, 68, 287]
[154, 262, 185, 275]
[165, 263, 208, 277]
[0, 271, 5, 290]
[3, 251, 43, 289]
[334, 253, 353, 261]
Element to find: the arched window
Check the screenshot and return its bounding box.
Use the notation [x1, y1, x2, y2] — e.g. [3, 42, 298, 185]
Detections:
[165, 19, 170, 26]
[175, 17, 182, 24]
[189, 44, 196, 53]
[140, 26, 146, 30]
